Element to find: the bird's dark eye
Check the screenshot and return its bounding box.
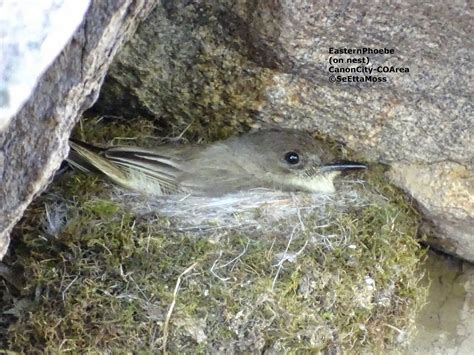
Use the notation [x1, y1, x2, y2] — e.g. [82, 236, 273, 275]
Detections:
[284, 151, 300, 165]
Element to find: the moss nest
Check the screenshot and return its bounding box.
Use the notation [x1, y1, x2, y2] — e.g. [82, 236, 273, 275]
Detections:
[1, 117, 427, 353]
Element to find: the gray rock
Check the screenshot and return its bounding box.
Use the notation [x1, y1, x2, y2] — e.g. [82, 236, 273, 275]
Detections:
[94, 1, 473, 260]
[388, 162, 474, 261]
[0, 0, 156, 259]
[0, 1, 90, 129]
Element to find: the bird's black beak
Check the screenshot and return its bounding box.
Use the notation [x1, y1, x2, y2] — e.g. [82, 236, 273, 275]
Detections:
[321, 160, 368, 172]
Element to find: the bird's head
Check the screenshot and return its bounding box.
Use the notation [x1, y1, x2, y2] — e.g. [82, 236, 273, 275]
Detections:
[226, 129, 367, 193]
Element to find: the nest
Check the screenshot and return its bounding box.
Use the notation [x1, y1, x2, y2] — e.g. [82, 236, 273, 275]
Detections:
[0, 169, 427, 353]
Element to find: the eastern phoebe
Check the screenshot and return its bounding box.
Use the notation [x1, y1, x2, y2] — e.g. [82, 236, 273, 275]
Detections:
[67, 129, 367, 196]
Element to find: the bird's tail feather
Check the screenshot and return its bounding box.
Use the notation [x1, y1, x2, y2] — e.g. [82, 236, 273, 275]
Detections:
[67, 139, 183, 195]
[68, 139, 129, 183]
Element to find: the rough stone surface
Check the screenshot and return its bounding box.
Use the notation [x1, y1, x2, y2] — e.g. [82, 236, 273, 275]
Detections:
[0, 0, 156, 259]
[408, 251, 474, 353]
[404, 252, 474, 355]
[388, 162, 474, 259]
[93, 1, 474, 260]
[0, 0, 90, 129]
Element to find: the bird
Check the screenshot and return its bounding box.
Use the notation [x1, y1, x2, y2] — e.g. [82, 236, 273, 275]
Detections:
[67, 128, 367, 196]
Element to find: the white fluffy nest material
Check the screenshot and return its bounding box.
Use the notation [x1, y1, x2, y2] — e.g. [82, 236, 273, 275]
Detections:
[41, 179, 373, 247]
[110, 179, 370, 237]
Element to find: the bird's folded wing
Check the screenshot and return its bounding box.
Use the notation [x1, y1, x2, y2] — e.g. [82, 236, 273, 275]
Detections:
[104, 147, 184, 195]
[68, 141, 184, 195]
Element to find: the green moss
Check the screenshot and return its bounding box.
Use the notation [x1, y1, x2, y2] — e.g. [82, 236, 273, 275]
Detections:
[72, 116, 158, 146]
